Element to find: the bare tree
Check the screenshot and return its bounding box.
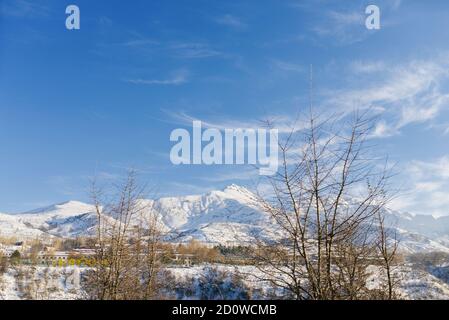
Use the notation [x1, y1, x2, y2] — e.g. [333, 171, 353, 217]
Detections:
[252, 109, 398, 300]
[86, 170, 165, 300]
[376, 211, 399, 299]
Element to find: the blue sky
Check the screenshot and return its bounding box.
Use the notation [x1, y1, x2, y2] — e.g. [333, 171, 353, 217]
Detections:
[0, 0, 449, 215]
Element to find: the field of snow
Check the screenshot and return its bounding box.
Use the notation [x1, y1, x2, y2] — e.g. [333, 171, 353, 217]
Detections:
[167, 264, 449, 300]
[1, 262, 449, 300]
[0, 266, 83, 300]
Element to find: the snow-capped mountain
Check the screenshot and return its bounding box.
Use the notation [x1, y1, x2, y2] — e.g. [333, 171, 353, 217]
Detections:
[384, 210, 449, 253]
[148, 184, 275, 244]
[0, 185, 272, 244]
[0, 184, 448, 253]
[0, 212, 47, 238]
[13, 201, 99, 238]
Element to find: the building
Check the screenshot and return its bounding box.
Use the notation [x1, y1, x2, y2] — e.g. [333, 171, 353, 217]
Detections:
[37, 251, 70, 265]
[0, 244, 25, 258]
[172, 253, 195, 267]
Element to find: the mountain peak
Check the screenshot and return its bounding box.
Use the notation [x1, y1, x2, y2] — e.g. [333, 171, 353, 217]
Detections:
[21, 200, 93, 215]
[223, 184, 251, 193]
[2, 186, 449, 253]
[219, 184, 256, 203]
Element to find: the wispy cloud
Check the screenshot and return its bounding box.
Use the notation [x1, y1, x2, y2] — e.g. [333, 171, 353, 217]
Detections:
[272, 59, 304, 73]
[326, 56, 449, 137]
[121, 38, 159, 47]
[160, 182, 217, 197]
[1, 0, 49, 17]
[391, 156, 449, 217]
[200, 167, 259, 183]
[350, 60, 386, 74]
[298, 0, 402, 45]
[169, 42, 222, 59]
[408, 156, 449, 180]
[312, 10, 367, 45]
[215, 14, 247, 29]
[370, 120, 396, 138]
[125, 69, 189, 86]
[164, 110, 303, 134]
[390, 0, 402, 10]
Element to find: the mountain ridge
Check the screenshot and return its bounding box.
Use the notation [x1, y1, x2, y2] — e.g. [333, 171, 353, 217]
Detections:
[0, 185, 448, 252]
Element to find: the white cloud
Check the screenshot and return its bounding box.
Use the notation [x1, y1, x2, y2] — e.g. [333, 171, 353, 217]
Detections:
[414, 181, 443, 193]
[1, 0, 49, 17]
[390, 0, 402, 10]
[215, 14, 246, 29]
[371, 120, 397, 138]
[272, 59, 304, 73]
[161, 182, 217, 196]
[121, 39, 159, 47]
[307, 0, 403, 45]
[170, 42, 222, 59]
[398, 88, 449, 128]
[350, 60, 386, 74]
[312, 10, 367, 45]
[329, 11, 363, 25]
[164, 110, 305, 134]
[391, 156, 449, 217]
[326, 57, 449, 137]
[125, 69, 189, 85]
[200, 167, 259, 183]
[408, 156, 449, 180]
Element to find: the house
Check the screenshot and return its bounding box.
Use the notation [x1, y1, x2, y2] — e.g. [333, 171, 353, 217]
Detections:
[0, 248, 15, 258]
[0, 244, 25, 258]
[173, 253, 195, 267]
[37, 251, 70, 265]
[72, 248, 97, 257]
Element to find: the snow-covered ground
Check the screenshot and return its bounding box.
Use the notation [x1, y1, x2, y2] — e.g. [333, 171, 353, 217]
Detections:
[1, 263, 449, 300]
[167, 264, 449, 300]
[365, 264, 449, 300]
[0, 266, 83, 300]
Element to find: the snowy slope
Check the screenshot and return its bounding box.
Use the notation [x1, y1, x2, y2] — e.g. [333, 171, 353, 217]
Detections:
[15, 201, 98, 237]
[384, 210, 449, 253]
[0, 186, 271, 242]
[0, 201, 100, 239]
[0, 185, 449, 253]
[0, 212, 46, 238]
[151, 185, 274, 244]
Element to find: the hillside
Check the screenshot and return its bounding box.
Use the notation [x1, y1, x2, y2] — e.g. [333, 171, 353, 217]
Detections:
[0, 185, 448, 253]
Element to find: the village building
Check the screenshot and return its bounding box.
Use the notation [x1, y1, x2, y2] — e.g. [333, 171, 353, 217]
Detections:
[0, 243, 28, 258]
[37, 251, 70, 265]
